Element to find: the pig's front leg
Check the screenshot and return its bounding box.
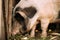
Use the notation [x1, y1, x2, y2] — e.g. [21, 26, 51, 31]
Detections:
[30, 25, 36, 37]
[41, 18, 50, 38]
[30, 21, 38, 37]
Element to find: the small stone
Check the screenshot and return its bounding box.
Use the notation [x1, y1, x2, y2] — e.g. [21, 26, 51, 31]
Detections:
[21, 37, 28, 40]
[35, 30, 38, 32]
[49, 29, 51, 32]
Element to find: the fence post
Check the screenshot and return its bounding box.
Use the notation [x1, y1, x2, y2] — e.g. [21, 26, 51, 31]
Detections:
[8, 0, 13, 39]
[0, 0, 5, 40]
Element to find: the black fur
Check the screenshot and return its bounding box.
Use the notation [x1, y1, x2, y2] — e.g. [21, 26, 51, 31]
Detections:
[23, 7, 37, 18]
[13, 6, 37, 33]
[14, 13, 27, 31]
[15, 7, 37, 18]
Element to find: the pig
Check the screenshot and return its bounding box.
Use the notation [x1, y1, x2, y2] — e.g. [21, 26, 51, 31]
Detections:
[13, 0, 60, 37]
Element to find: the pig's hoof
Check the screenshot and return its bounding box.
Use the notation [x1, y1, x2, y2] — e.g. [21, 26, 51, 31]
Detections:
[41, 32, 47, 38]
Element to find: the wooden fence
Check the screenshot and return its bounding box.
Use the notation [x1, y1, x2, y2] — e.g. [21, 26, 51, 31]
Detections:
[0, 0, 13, 40]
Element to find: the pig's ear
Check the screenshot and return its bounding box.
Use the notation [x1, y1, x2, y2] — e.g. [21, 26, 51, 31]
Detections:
[16, 11, 28, 19]
[14, 11, 28, 22]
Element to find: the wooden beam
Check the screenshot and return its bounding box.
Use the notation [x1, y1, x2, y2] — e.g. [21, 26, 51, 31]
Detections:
[0, 0, 5, 40]
[4, 0, 9, 40]
[8, 0, 13, 38]
[0, 0, 2, 39]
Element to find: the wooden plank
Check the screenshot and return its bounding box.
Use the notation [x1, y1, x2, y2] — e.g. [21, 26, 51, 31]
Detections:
[0, 0, 5, 40]
[0, 0, 2, 39]
[4, 0, 9, 40]
[8, 0, 13, 38]
[4, 0, 13, 39]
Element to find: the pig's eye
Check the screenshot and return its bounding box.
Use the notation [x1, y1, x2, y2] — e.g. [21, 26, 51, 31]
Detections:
[15, 7, 22, 12]
[23, 7, 37, 18]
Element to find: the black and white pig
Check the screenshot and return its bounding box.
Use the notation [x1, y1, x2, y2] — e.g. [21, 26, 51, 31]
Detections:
[13, 0, 60, 37]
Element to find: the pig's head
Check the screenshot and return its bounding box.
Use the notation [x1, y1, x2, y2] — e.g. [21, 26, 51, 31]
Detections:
[12, 0, 37, 35]
[13, 5, 37, 34]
